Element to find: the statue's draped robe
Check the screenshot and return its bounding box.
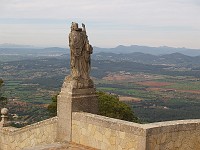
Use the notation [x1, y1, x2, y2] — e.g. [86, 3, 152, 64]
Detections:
[69, 30, 91, 80]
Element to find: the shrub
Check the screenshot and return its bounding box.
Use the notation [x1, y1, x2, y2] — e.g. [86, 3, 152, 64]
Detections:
[97, 91, 139, 122]
[47, 91, 139, 123]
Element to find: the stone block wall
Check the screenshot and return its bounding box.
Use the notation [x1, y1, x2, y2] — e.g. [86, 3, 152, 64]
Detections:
[1, 112, 200, 150]
[72, 112, 200, 150]
[145, 120, 200, 150]
[0, 117, 58, 150]
[72, 112, 146, 150]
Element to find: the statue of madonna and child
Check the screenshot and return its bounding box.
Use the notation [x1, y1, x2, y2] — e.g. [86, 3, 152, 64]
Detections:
[65, 22, 94, 89]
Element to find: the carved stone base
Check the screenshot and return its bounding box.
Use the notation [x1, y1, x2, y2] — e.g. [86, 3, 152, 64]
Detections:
[57, 76, 98, 142]
[0, 121, 10, 128]
[65, 75, 94, 89]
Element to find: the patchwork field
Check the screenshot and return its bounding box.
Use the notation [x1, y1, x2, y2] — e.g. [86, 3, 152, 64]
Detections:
[1, 56, 200, 124]
[136, 81, 173, 87]
[119, 96, 142, 102]
[96, 72, 200, 123]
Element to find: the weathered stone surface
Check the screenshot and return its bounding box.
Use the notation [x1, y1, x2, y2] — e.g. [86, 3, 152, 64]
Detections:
[57, 76, 98, 142]
[0, 117, 58, 150]
[145, 120, 200, 150]
[57, 81, 72, 142]
[57, 22, 98, 142]
[23, 142, 97, 150]
[0, 108, 10, 127]
[72, 112, 146, 150]
[68, 22, 93, 89]
[72, 112, 200, 150]
[1, 113, 200, 150]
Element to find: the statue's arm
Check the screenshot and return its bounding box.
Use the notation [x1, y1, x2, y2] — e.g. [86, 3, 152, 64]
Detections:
[89, 45, 93, 54]
[82, 23, 86, 32]
[69, 33, 73, 48]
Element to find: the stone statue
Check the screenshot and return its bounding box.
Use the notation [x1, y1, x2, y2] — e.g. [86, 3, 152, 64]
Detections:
[57, 23, 98, 141]
[67, 22, 94, 88]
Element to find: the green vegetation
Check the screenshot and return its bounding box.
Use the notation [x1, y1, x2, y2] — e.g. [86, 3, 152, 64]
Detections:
[4, 80, 52, 104]
[97, 86, 158, 100]
[95, 74, 200, 123]
[0, 79, 8, 108]
[130, 98, 200, 123]
[47, 94, 58, 116]
[1, 54, 200, 124]
[97, 92, 139, 122]
[164, 82, 200, 91]
[47, 92, 139, 123]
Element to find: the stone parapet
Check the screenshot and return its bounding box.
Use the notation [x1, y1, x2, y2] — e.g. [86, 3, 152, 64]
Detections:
[144, 119, 200, 134]
[72, 112, 200, 150]
[72, 112, 146, 150]
[73, 112, 146, 136]
[144, 120, 200, 150]
[0, 117, 58, 150]
[1, 112, 200, 150]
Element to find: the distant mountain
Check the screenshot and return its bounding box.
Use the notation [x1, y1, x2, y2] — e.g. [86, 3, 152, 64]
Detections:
[43, 47, 69, 52]
[0, 47, 68, 56]
[93, 45, 200, 56]
[93, 52, 200, 67]
[180, 50, 200, 56]
[159, 53, 193, 64]
[1, 44, 200, 56]
[93, 52, 157, 64]
[0, 43, 36, 48]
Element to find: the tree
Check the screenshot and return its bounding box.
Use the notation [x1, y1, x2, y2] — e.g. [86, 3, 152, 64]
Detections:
[0, 79, 8, 108]
[97, 91, 139, 123]
[47, 91, 139, 123]
[47, 94, 58, 116]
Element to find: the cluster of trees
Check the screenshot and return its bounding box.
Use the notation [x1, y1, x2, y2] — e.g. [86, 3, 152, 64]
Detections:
[47, 94, 57, 116]
[48, 91, 139, 123]
[0, 79, 7, 108]
[97, 91, 139, 122]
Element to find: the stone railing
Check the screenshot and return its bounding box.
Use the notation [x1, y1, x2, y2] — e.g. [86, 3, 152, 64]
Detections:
[72, 112, 200, 150]
[145, 119, 200, 150]
[0, 117, 58, 150]
[1, 112, 200, 150]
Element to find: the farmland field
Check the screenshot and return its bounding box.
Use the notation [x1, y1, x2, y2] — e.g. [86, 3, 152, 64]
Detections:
[1, 55, 200, 124]
[96, 72, 200, 123]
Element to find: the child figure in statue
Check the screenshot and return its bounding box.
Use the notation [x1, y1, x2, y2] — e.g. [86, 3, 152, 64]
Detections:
[68, 22, 93, 88]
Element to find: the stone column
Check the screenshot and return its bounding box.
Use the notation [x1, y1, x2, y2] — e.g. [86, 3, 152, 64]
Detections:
[57, 77, 98, 142]
[0, 108, 10, 127]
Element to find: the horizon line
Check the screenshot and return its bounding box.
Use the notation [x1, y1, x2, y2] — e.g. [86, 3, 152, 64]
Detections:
[0, 43, 200, 50]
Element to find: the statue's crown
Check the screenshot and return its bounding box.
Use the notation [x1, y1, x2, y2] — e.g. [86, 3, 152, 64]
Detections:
[71, 22, 78, 30]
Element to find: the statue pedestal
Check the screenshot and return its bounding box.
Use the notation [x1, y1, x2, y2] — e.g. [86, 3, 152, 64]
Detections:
[57, 76, 98, 142]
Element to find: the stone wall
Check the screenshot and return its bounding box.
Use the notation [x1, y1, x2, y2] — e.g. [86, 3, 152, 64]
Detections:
[72, 112, 200, 150]
[72, 112, 146, 150]
[1, 112, 200, 150]
[0, 117, 58, 150]
[146, 120, 200, 150]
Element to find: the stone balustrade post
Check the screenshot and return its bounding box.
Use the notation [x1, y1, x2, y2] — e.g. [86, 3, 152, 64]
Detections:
[0, 108, 10, 127]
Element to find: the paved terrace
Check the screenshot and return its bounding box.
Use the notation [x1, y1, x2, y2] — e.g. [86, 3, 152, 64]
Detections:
[23, 142, 97, 150]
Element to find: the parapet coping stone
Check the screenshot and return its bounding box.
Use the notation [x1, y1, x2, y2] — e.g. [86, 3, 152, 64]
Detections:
[0, 117, 58, 135]
[72, 112, 200, 137]
[72, 112, 146, 136]
[144, 119, 200, 136]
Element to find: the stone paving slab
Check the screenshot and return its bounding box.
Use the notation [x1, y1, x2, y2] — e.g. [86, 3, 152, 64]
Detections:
[23, 142, 97, 150]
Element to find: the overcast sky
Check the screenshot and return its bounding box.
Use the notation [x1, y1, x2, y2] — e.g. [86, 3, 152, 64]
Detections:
[0, 0, 200, 48]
